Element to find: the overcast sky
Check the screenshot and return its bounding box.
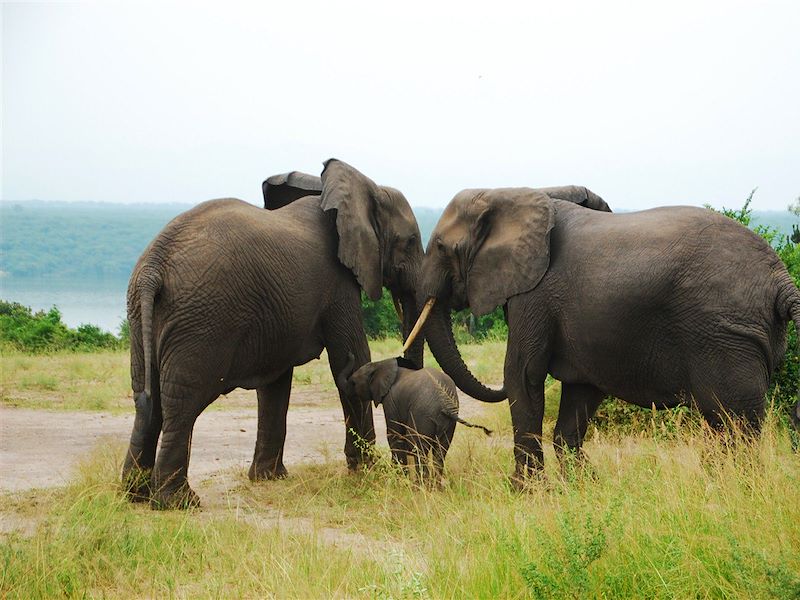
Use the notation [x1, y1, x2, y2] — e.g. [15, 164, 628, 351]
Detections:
[3, 1, 799, 210]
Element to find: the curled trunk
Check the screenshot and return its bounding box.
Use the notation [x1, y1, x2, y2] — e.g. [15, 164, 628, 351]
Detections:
[424, 302, 506, 402]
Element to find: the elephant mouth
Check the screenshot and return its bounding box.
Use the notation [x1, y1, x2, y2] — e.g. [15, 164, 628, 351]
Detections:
[404, 295, 506, 402]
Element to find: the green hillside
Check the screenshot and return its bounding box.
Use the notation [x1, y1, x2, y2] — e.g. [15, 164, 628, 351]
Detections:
[0, 201, 191, 279]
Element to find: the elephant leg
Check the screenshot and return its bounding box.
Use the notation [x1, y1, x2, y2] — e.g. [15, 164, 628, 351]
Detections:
[432, 423, 454, 486]
[553, 383, 604, 475]
[122, 375, 163, 502]
[411, 435, 433, 483]
[249, 369, 293, 481]
[695, 363, 768, 437]
[324, 311, 374, 470]
[150, 391, 209, 510]
[431, 437, 450, 488]
[388, 428, 411, 470]
[508, 377, 546, 488]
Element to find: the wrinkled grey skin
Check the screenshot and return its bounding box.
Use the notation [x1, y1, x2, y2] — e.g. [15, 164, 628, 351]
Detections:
[339, 356, 491, 484]
[420, 187, 800, 485]
[123, 159, 424, 509]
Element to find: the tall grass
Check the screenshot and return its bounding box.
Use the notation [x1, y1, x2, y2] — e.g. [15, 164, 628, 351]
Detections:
[2, 408, 798, 598]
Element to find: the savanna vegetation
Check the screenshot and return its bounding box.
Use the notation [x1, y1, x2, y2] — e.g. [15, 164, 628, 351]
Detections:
[1, 397, 798, 598]
[1, 198, 798, 598]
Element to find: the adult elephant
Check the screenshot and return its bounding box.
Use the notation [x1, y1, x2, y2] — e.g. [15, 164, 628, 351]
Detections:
[123, 159, 424, 508]
[405, 187, 800, 484]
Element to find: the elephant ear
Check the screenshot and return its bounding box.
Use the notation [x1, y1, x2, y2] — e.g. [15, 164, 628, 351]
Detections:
[536, 185, 612, 213]
[320, 159, 383, 300]
[466, 188, 555, 316]
[262, 171, 322, 210]
[369, 359, 399, 406]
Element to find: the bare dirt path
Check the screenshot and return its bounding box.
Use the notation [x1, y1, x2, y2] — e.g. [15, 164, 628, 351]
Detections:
[1, 386, 492, 494]
[0, 388, 392, 492]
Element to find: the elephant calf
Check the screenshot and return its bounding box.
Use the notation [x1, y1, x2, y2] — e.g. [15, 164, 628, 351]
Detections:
[338, 355, 491, 484]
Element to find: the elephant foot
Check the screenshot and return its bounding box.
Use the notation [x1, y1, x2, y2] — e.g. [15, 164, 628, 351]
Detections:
[556, 448, 597, 482]
[248, 460, 288, 482]
[508, 464, 547, 492]
[346, 450, 377, 473]
[346, 458, 375, 474]
[121, 467, 153, 503]
[150, 483, 201, 511]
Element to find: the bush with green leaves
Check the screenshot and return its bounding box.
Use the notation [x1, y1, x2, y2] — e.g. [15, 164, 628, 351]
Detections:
[0, 300, 123, 352]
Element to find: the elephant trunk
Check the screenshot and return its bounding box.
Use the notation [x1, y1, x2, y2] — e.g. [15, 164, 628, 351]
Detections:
[399, 292, 424, 368]
[335, 352, 356, 394]
[423, 300, 507, 403]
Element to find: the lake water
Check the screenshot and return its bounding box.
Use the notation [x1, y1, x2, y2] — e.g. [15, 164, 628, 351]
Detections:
[1, 277, 128, 334]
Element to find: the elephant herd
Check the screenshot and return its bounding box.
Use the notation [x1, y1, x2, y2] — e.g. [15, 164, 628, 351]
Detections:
[122, 159, 800, 508]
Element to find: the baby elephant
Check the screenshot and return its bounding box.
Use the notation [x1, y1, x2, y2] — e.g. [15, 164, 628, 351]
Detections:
[338, 355, 491, 484]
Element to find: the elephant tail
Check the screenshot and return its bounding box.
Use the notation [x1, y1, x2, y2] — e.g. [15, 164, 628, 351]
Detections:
[790, 299, 800, 431]
[448, 413, 493, 436]
[136, 273, 161, 427]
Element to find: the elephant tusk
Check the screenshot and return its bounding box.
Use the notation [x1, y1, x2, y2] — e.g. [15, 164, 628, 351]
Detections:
[402, 297, 435, 353]
[392, 295, 404, 322]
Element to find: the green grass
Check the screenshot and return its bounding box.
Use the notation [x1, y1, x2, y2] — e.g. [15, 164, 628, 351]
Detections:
[1, 350, 132, 412]
[3, 345, 799, 597]
[2, 414, 798, 598]
[0, 340, 507, 412]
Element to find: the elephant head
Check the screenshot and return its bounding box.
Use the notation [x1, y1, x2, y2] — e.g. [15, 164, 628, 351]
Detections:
[320, 160, 425, 366]
[404, 188, 560, 401]
[346, 358, 399, 407]
[338, 355, 421, 407]
[262, 161, 424, 365]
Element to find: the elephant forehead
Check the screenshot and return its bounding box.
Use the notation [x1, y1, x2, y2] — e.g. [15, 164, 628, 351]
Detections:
[432, 212, 470, 245]
[434, 188, 550, 243]
[381, 189, 419, 234]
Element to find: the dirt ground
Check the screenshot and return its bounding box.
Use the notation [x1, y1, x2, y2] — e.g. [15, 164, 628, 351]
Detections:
[0, 388, 488, 494]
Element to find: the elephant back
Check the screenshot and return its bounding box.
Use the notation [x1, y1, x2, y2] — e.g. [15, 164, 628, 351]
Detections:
[421, 368, 459, 418]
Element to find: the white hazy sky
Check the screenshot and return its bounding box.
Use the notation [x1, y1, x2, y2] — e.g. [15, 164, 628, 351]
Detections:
[2, 1, 799, 210]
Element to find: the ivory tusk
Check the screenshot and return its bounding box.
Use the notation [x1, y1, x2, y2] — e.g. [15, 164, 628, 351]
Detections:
[401, 297, 435, 353]
[392, 295, 404, 322]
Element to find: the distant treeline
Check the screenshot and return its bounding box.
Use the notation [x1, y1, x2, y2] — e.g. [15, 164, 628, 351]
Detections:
[0, 200, 443, 279]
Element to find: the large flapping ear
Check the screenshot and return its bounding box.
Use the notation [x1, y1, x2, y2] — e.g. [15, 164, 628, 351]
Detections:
[465, 188, 555, 316]
[320, 159, 383, 300]
[369, 359, 399, 405]
[536, 185, 612, 213]
[262, 171, 322, 210]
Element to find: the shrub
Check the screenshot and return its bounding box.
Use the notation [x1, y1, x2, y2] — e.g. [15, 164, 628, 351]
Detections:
[360, 290, 402, 339]
[0, 300, 123, 353]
